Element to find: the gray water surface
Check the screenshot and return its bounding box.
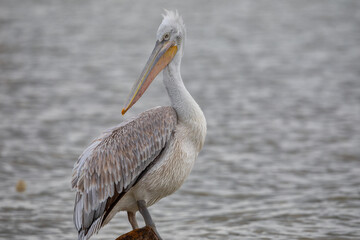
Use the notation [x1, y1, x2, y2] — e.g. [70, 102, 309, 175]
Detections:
[1, 0, 360, 239]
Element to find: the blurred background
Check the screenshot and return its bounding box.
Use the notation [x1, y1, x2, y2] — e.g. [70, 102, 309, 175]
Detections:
[1, 0, 359, 239]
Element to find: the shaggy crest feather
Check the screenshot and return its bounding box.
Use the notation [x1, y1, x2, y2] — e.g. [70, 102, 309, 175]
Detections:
[162, 10, 184, 27]
[159, 10, 186, 38]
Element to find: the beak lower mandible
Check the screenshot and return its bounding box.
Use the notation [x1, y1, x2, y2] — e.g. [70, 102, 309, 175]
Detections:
[122, 40, 177, 115]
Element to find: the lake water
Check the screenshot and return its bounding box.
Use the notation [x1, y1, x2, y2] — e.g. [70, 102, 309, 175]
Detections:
[1, 0, 359, 239]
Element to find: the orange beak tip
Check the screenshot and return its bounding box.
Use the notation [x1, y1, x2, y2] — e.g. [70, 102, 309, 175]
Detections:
[121, 108, 127, 115]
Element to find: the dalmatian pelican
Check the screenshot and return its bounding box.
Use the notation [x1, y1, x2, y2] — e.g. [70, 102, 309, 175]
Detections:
[72, 10, 206, 240]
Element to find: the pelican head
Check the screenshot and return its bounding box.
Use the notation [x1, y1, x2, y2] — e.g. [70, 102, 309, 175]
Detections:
[156, 10, 186, 63]
[122, 10, 186, 115]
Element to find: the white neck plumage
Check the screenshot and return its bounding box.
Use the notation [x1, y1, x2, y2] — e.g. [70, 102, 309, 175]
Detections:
[163, 60, 207, 150]
[163, 61, 197, 122]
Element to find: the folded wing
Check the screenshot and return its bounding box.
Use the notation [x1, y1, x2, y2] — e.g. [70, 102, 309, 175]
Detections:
[71, 106, 177, 239]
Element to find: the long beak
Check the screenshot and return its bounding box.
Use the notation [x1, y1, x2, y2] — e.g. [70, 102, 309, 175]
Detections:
[121, 40, 178, 115]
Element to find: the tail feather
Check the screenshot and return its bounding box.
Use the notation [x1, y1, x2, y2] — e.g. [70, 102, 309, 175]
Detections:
[74, 192, 105, 240]
[77, 216, 104, 240]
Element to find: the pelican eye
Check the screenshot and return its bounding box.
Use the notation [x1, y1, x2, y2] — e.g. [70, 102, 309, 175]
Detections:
[163, 33, 170, 41]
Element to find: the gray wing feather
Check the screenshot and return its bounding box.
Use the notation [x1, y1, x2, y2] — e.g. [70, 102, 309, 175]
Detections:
[71, 106, 177, 239]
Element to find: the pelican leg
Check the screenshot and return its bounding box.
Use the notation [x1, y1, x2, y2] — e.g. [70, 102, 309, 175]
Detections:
[137, 200, 162, 240]
[127, 211, 139, 230]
